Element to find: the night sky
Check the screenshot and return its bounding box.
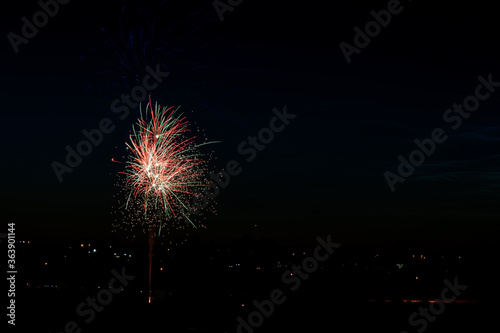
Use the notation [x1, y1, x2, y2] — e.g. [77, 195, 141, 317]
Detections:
[2, 0, 500, 246]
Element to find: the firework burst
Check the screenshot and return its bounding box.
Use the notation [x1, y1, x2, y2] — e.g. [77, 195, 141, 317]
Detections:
[121, 95, 213, 234]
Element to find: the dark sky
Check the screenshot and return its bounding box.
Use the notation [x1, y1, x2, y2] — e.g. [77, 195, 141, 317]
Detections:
[2, 0, 500, 245]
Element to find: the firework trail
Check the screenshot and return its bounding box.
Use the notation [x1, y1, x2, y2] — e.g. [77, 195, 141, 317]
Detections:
[116, 95, 216, 302]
